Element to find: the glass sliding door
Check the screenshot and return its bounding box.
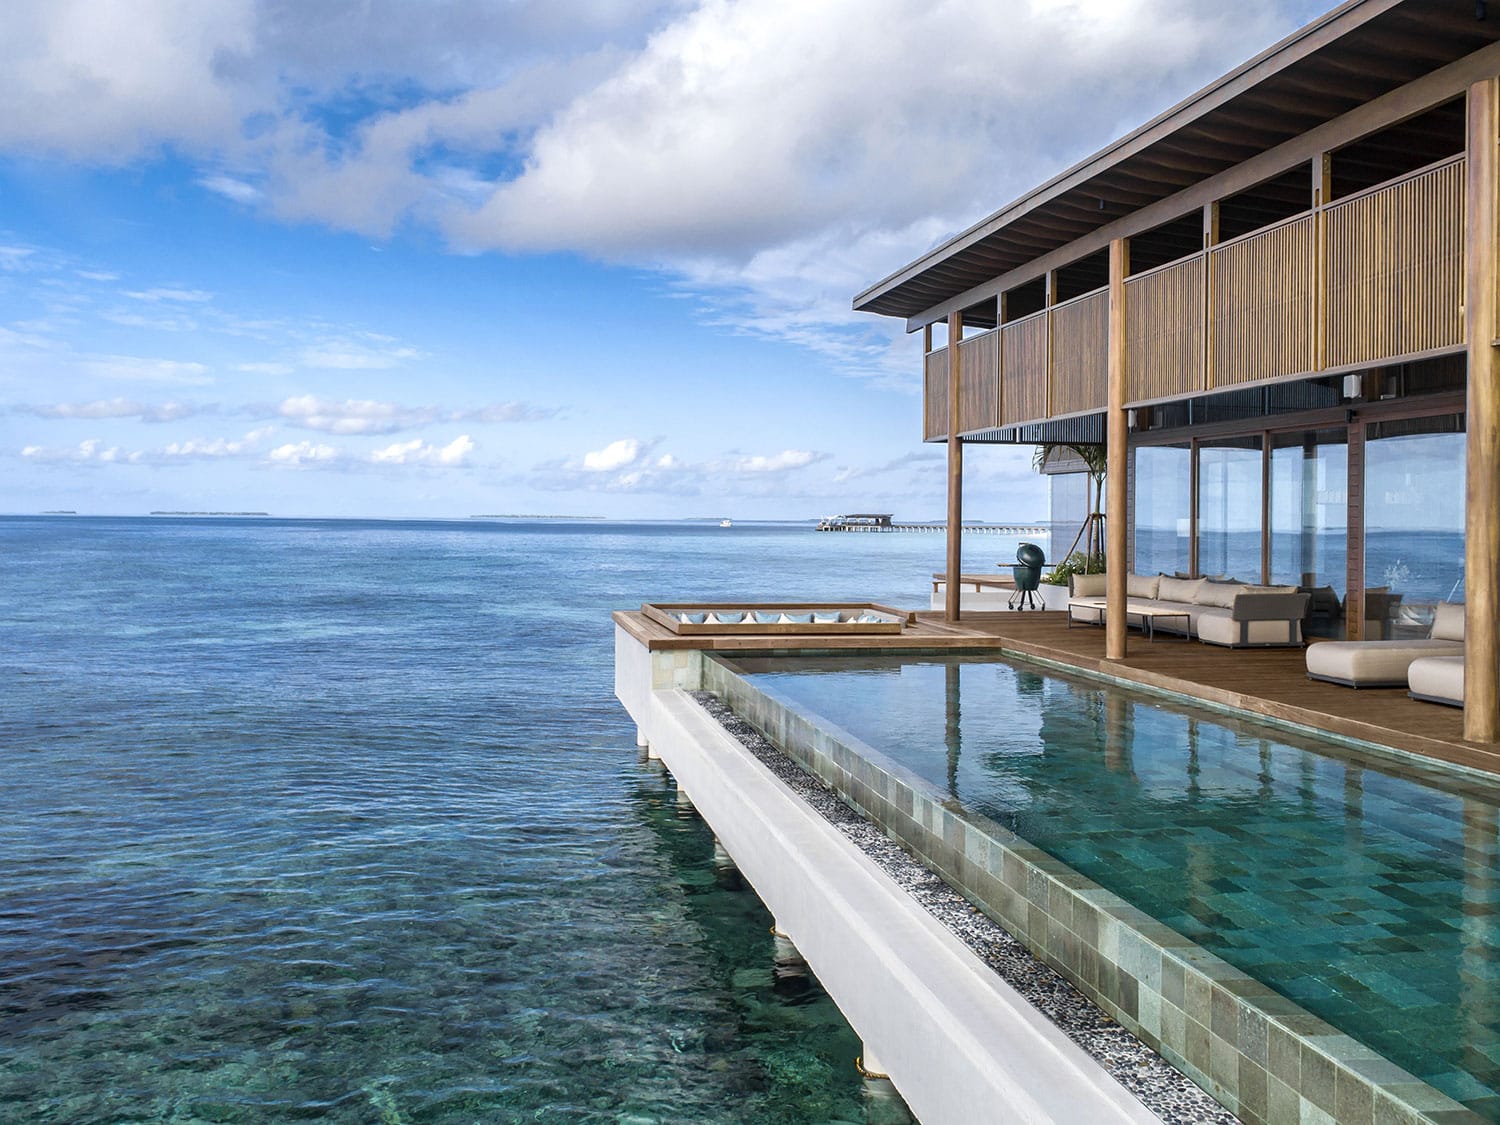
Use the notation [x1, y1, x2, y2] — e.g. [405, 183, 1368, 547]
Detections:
[1363, 414, 1466, 638]
[1198, 437, 1263, 582]
[1270, 429, 1348, 638]
[1133, 443, 1191, 577]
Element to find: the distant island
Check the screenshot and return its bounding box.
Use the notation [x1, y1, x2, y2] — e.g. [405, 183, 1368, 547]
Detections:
[469, 514, 607, 520]
[149, 511, 271, 517]
[40, 510, 78, 515]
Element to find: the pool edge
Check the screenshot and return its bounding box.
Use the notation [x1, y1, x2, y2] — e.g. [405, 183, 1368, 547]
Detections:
[700, 654, 1475, 1125]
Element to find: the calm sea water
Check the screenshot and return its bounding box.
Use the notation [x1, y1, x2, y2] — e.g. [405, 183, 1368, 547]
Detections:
[0, 516, 1023, 1124]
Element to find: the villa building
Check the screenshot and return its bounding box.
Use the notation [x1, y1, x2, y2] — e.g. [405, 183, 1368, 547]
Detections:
[615, 4, 1500, 1121]
[853, 0, 1500, 741]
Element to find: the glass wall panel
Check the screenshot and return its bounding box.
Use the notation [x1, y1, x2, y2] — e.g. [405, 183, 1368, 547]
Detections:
[1198, 438, 1263, 581]
[1364, 414, 1466, 638]
[1270, 429, 1348, 638]
[1133, 443, 1191, 576]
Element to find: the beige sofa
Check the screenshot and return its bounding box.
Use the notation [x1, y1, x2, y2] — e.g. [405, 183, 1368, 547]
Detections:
[1068, 573, 1309, 647]
[1304, 602, 1465, 688]
[1408, 654, 1464, 707]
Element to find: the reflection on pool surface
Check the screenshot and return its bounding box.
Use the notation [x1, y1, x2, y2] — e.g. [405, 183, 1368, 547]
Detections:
[733, 653, 1500, 1118]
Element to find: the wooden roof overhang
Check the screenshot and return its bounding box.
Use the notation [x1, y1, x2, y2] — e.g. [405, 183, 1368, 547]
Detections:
[853, 0, 1500, 331]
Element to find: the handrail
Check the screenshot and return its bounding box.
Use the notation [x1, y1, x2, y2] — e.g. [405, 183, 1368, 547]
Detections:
[1324, 152, 1464, 213]
[1048, 284, 1109, 312]
[1001, 307, 1049, 329]
[1125, 249, 1206, 285]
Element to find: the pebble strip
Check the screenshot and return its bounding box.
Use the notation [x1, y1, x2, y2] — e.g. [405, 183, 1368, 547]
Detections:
[689, 690, 1238, 1125]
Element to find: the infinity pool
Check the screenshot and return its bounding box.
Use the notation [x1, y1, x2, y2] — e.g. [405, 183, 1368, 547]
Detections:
[733, 653, 1500, 1118]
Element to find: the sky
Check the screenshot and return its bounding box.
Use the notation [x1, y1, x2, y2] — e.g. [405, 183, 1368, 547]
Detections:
[0, 0, 1335, 520]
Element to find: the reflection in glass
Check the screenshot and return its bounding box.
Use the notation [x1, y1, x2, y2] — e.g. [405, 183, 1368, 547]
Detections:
[1270, 429, 1348, 638]
[1133, 443, 1191, 577]
[1198, 438, 1262, 581]
[1364, 415, 1466, 638]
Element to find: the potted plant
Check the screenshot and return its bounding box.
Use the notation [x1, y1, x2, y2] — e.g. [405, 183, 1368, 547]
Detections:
[1033, 443, 1107, 610]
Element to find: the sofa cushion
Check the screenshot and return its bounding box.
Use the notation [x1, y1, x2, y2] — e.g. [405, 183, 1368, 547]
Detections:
[1072, 573, 1107, 597]
[1409, 655, 1464, 705]
[1157, 575, 1205, 604]
[1195, 582, 1244, 608]
[1430, 602, 1465, 642]
[1126, 573, 1160, 600]
[1198, 614, 1302, 646]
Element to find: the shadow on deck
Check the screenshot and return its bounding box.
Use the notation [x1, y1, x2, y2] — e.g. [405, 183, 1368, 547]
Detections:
[613, 607, 1498, 776]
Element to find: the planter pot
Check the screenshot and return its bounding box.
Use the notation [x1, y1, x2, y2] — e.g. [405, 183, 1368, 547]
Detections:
[1037, 584, 1071, 611]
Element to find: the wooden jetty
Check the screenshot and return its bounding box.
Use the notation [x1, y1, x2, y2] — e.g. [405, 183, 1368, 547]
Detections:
[816, 513, 1048, 534]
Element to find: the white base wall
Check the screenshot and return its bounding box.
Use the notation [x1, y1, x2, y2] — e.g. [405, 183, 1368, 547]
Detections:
[614, 626, 1156, 1125]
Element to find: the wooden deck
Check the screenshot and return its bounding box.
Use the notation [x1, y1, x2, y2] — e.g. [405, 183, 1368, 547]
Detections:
[614, 607, 1500, 776]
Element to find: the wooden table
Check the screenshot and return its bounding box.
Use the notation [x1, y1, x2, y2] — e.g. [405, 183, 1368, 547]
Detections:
[1067, 599, 1192, 641]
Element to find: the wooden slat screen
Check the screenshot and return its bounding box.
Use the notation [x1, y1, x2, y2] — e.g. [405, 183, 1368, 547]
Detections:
[957, 330, 1001, 433]
[924, 348, 948, 441]
[1001, 311, 1050, 426]
[1325, 156, 1464, 368]
[1049, 290, 1108, 417]
[1209, 214, 1317, 387]
[1126, 254, 1205, 404]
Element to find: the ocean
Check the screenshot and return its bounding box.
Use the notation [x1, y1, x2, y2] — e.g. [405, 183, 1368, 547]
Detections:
[0, 516, 1027, 1124]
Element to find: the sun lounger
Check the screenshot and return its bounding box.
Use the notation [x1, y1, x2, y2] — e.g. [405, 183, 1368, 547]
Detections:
[1408, 654, 1464, 707]
[1304, 603, 1464, 688]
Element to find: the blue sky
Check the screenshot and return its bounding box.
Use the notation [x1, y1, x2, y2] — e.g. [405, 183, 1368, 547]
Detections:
[0, 0, 1330, 520]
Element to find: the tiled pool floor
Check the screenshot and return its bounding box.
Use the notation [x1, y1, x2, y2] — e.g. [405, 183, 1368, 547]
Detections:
[734, 654, 1500, 1118]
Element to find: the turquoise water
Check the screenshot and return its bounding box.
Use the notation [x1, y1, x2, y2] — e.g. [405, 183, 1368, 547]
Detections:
[734, 654, 1500, 1119]
[0, 516, 1007, 1123]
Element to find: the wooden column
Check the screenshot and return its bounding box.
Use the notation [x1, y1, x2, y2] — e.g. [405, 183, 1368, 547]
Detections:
[1313, 152, 1332, 371]
[1345, 422, 1365, 641]
[945, 310, 965, 623]
[1106, 240, 1130, 660]
[1466, 78, 1500, 742]
[1202, 203, 1218, 393]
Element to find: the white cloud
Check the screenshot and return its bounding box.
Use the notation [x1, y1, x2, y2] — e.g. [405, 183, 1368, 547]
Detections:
[260, 395, 551, 434]
[299, 338, 420, 370]
[0, 1, 256, 160]
[80, 355, 212, 385]
[581, 437, 645, 471]
[122, 287, 213, 303]
[369, 434, 474, 466]
[198, 175, 260, 204]
[274, 393, 434, 435]
[21, 438, 144, 464]
[267, 440, 339, 466]
[539, 439, 828, 493]
[0, 0, 1330, 385]
[235, 361, 294, 376]
[159, 428, 272, 459]
[454, 401, 557, 424]
[16, 397, 203, 422]
[727, 449, 822, 473]
[0, 246, 37, 269]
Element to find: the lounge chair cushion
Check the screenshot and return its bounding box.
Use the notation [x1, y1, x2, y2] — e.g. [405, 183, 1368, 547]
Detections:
[1409, 655, 1464, 706]
[1126, 574, 1160, 600]
[1306, 638, 1462, 687]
